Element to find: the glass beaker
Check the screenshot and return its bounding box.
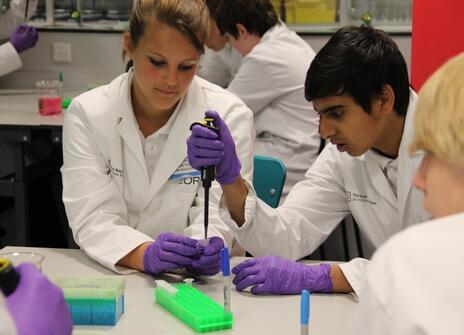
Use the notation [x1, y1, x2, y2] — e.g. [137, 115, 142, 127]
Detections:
[36, 80, 62, 116]
[0, 252, 45, 271]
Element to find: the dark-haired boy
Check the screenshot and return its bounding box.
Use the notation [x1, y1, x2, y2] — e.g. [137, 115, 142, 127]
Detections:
[187, 26, 430, 298]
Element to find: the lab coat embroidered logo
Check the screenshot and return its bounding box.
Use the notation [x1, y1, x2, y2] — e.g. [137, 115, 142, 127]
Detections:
[346, 191, 376, 205]
[107, 160, 123, 177]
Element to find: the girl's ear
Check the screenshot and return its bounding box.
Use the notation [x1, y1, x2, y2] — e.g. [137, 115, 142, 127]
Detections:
[123, 31, 134, 59]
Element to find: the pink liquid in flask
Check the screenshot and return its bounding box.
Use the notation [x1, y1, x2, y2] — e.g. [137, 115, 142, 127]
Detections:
[38, 96, 62, 115]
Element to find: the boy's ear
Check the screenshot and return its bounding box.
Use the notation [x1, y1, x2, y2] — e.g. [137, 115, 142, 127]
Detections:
[378, 84, 395, 114]
[236, 23, 248, 39]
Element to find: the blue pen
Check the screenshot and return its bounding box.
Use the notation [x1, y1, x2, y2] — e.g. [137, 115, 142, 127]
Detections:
[300, 289, 310, 335]
[220, 247, 231, 313]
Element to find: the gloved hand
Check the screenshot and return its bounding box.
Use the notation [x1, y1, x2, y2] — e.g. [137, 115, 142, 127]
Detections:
[144, 232, 199, 274]
[187, 110, 241, 184]
[188, 236, 225, 275]
[6, 263, 73, 335]
[232, 256, 332, 295]
[10, 24, 39, 53]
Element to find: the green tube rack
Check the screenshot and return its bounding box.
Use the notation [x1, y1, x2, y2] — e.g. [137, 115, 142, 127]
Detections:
[155, 281, 233, 332]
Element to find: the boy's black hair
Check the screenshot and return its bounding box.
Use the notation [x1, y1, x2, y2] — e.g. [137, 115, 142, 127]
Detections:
[305, 26, 410, 116]
[214, 0, 278, 39]
[205, 0, 221, 16]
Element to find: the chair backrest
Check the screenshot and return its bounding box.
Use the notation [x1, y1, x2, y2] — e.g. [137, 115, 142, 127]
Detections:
[253, 155, 286, 208]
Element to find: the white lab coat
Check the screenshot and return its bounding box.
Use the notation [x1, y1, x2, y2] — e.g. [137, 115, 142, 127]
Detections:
[0, 293, 17, 335]
[219, 92, 430, 296]
[359, 212, 464, 335]
[197, 45, 242, 88]
[62, 70, 255, 273]
[227, 22, 320, 200]
[0, 0, 38, 76]
[0, 41, 20, 76]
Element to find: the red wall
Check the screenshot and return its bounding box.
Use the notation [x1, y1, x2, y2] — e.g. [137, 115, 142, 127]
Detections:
[411, 0, 464, 90]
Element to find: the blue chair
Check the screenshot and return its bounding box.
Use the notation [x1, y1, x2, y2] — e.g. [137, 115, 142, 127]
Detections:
[253, 155, 287, 208]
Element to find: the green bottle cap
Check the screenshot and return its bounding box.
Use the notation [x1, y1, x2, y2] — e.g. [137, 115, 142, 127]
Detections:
[361, 12, 373, 27]
[71, 11, 81, 20]
[62, 98, 72, 109]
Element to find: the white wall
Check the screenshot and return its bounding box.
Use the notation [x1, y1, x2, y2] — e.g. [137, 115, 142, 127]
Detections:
[0, 31, 125, 89]
[0, 31, 411, 89]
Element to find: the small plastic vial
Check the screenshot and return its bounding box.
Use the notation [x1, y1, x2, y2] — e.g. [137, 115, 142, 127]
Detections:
[183, 278, 194, 286]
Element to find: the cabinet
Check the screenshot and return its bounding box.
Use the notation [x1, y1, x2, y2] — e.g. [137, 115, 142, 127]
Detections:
[29, 0, 412, 34]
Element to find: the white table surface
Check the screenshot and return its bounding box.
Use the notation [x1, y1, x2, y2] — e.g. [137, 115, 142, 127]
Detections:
[0, 246, 359, 335]
[0, 90, 83, 126]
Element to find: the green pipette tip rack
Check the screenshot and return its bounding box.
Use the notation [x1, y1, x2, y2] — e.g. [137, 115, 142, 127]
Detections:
[155, 282, 233, 333]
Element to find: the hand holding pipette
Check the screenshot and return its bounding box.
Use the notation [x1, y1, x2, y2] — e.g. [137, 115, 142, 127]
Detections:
[3, 263, 73, 334]
[0, 258, 20, 296]
[187, 110, 242, 185]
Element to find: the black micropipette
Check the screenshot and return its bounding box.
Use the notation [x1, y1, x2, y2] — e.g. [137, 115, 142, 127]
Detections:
[0, 258, 20, 297]
[190, 117, 219, 240]
[24, 0, 30, 20]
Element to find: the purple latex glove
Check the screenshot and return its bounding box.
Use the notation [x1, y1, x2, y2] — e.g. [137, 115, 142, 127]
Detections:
[143, 232, 199, 274]
[232, 256, 332, 295]
[6, 263, 73, 335]
[188, 236, 225, 275]
[10, 24, 39, 53]
[187, 110, 241, 184]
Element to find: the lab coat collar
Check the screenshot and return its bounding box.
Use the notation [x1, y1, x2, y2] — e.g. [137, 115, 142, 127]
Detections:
[142, 76, 207, 209]
[396, 91, 421, 224]
[365, 90, 419, 212]
[366, 152, 397, 207]
[114, 69, 149, 182]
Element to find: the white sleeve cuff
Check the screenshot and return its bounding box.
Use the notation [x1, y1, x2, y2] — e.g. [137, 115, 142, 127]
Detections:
[82, 230, 154, 275]
[0, 42, 22, 77]
[339, 257, 371, 300]
[218, 179, 257, 232]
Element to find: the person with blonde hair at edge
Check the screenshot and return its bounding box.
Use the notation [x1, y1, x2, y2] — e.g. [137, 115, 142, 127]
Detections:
[359, 52, 464, 334]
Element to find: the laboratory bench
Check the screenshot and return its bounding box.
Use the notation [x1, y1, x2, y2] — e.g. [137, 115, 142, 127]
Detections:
[0, 246, 359, 334]
[0, 89, 82, 247]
